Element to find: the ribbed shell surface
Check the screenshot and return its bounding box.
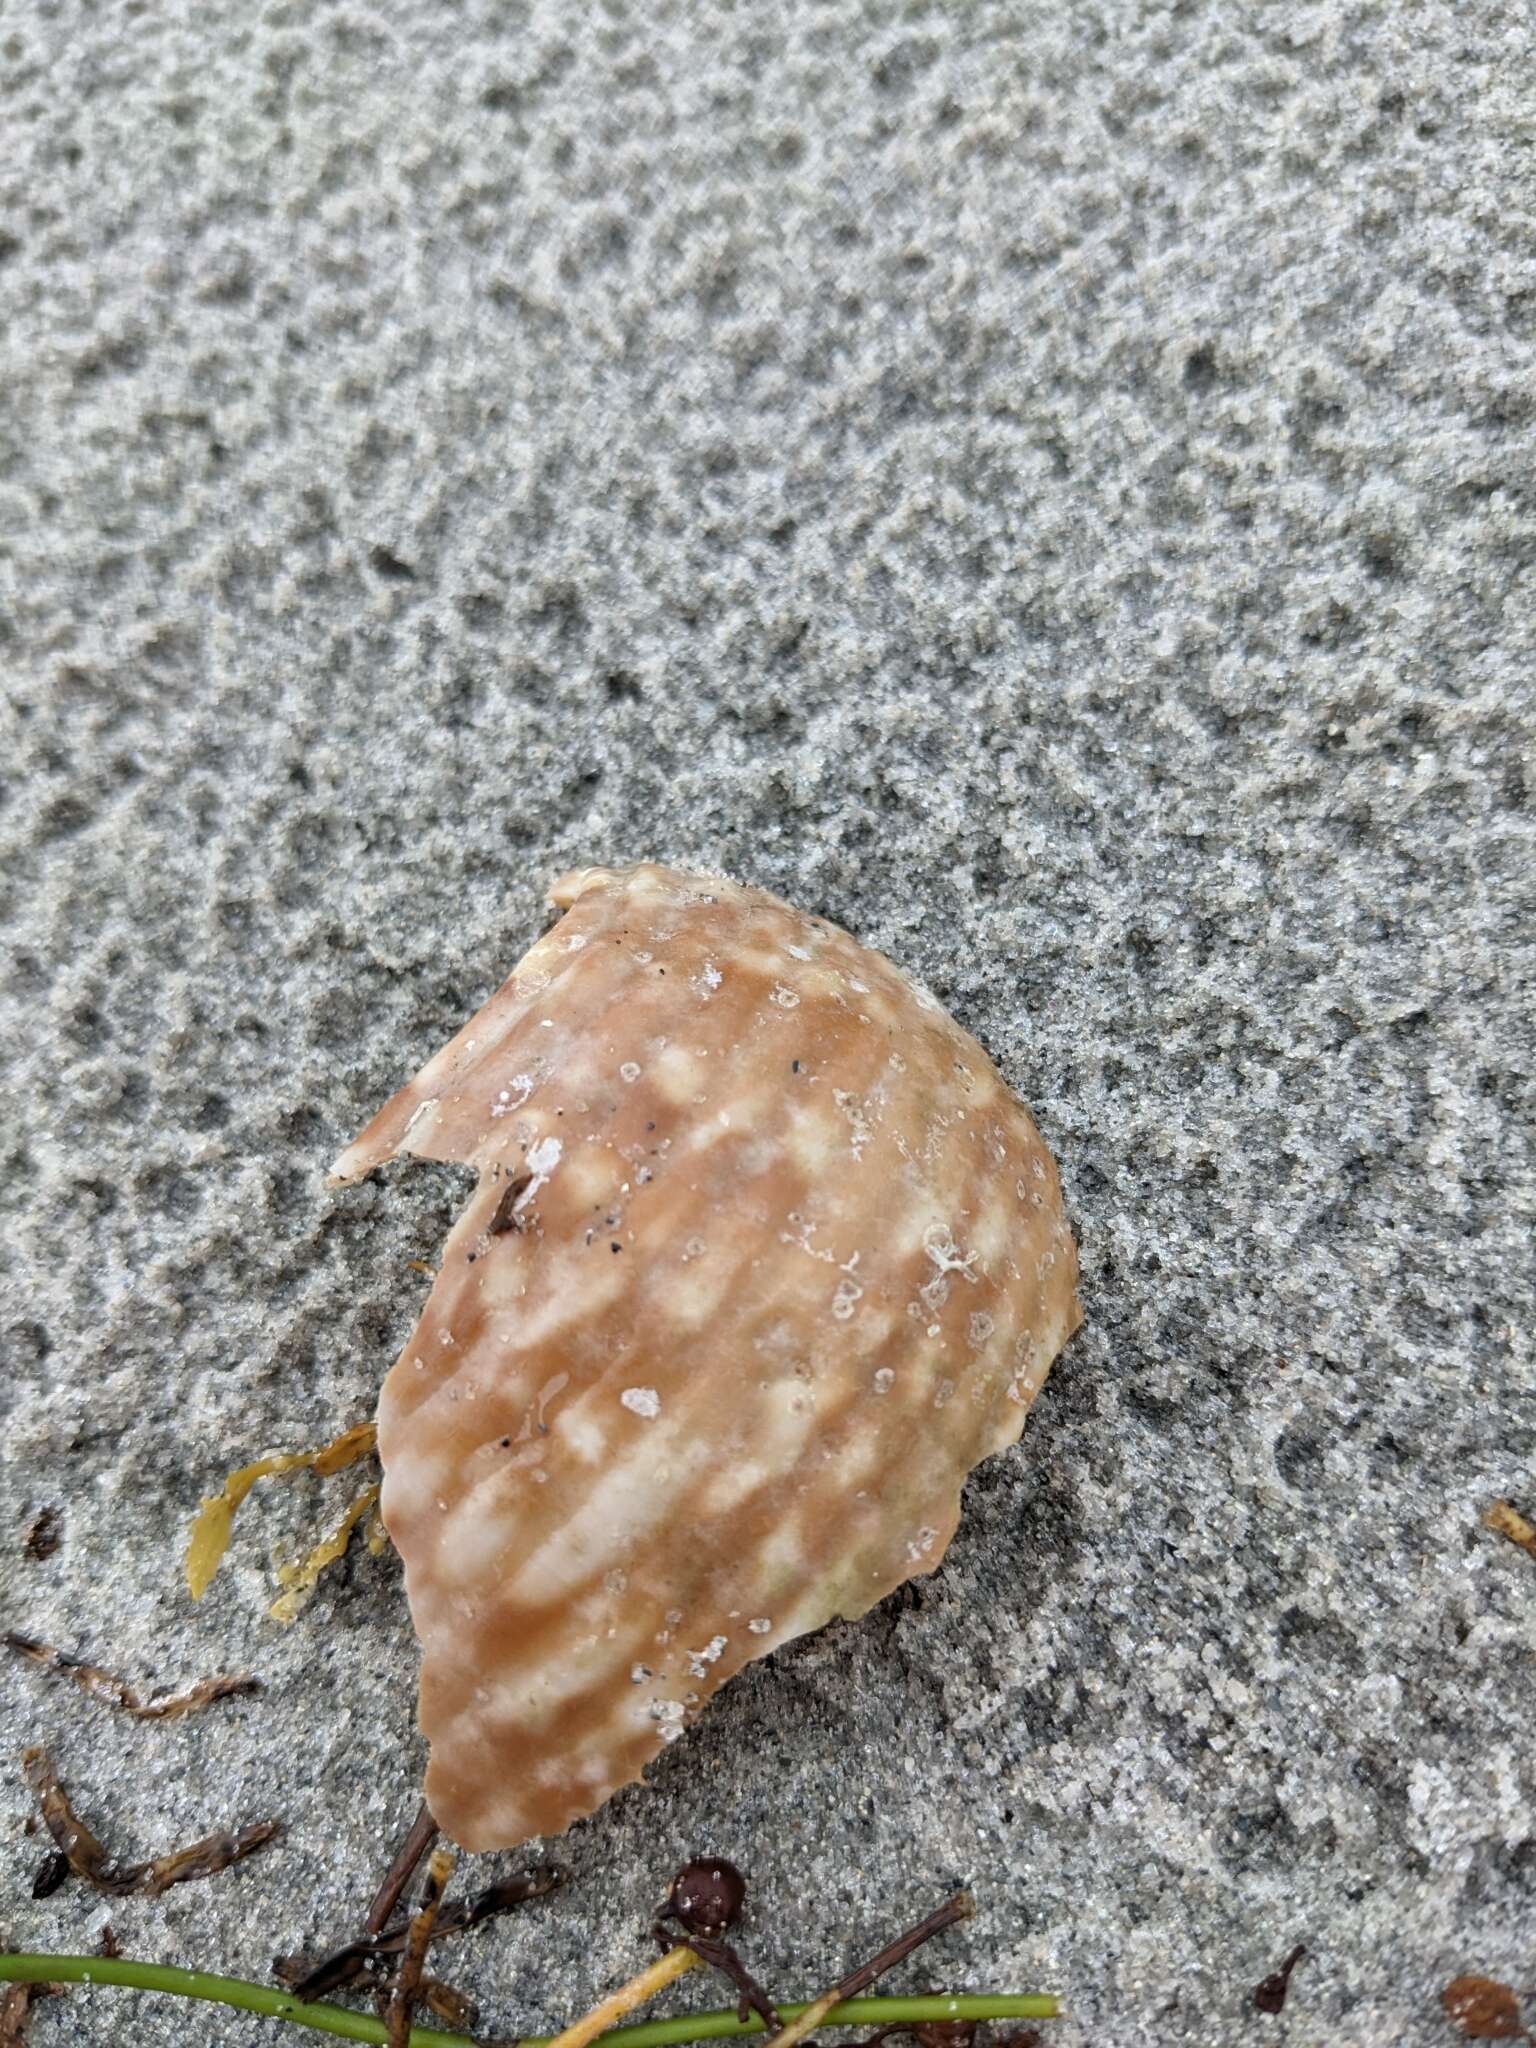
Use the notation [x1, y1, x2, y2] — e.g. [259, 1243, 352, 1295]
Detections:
[331, 863, 1081, 1851]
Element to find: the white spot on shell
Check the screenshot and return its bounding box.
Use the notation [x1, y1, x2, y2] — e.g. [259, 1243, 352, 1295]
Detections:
[770, 983, 800, 1009]
[621, 1386, 661, 1419]
[490, 1073, 536, 1118]
[619, 1062, 642, 1083]
[924, 1223, 978, 1282]
[833, 1089, 874, 1159]
[511, 1135, 562, 1216]
[872, 1367, 896, 1394]
[686, 1634, 729, 1678]
[748, 1617, 773, 1634]
[968, 1311, 995, 1346]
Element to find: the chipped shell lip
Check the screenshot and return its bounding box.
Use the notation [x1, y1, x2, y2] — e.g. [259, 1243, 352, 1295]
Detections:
[334, 860, 1082, 1851]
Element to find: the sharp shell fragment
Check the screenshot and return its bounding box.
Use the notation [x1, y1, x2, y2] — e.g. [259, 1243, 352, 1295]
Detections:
[332, 863, 1081, 1850]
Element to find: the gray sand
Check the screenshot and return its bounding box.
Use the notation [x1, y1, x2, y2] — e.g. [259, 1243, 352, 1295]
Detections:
[1, 1, 1533, 2042]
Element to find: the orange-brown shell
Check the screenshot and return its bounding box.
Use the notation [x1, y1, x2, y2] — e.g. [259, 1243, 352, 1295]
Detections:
[331, 863, 1081, 1851]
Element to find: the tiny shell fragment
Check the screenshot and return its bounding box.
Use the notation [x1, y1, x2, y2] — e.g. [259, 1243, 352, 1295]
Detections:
[332, 863, 1081, 1851]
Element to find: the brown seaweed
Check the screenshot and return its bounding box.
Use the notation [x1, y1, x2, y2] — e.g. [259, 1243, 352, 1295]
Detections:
[5, 1633, 256, 1719]
[22, 1747, 280, 1898]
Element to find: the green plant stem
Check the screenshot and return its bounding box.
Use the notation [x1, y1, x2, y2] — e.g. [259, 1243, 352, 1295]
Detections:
[0, 1953, 1059, 2046]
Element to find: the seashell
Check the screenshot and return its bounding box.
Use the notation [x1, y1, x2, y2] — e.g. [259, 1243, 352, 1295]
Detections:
[331, 863, 1081, 1851]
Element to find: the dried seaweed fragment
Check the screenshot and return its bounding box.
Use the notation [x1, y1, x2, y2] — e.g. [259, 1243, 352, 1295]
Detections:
[331, 862, 1083, 1852]
[418, 1978, 477, 2030]
[269, 1481, 383, 1624]
[0, 1983, 63, 2047]
[387, 1846, 455, 2048]
[4, 1632, 256, 1719]
[22, 1747, 280, 1898]
[185, 1420, 378, 1600]
[1484, 1499, 1536, 1558]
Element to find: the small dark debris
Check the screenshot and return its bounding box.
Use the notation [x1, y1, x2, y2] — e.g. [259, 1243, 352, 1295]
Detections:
[489, 1175, 533, 1235]
[791, 1060, 802, 1073]
[368, 545, 416, 582]
[97, 1925, 121, 1959]
[22, 1508, 62, 1562]
[1253, 1942, 1305, 2014]
[611, 1242, 622, 1253]
[31, 1851, 69, 1899]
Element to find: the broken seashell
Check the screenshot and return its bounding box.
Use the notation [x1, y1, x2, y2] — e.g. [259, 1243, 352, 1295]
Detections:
[331, 862, 1081, 1851]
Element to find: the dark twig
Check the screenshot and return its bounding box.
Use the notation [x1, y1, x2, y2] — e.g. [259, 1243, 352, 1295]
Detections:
[366, 1801, 439, 1936]
[764, 1894, 975, 2048]
[278, 1868, 565, 2001]
[829, 1897, 976, 2007]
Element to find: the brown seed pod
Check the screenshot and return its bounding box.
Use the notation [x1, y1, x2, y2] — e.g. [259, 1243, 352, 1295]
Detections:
[332, 863, 1081, 1851]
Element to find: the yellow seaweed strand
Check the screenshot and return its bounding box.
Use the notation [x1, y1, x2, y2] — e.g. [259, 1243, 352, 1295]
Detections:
[184, 1423, 379, 1601]
[268, 1482, 383, 1625]
[545, 1946, 702, 2048]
